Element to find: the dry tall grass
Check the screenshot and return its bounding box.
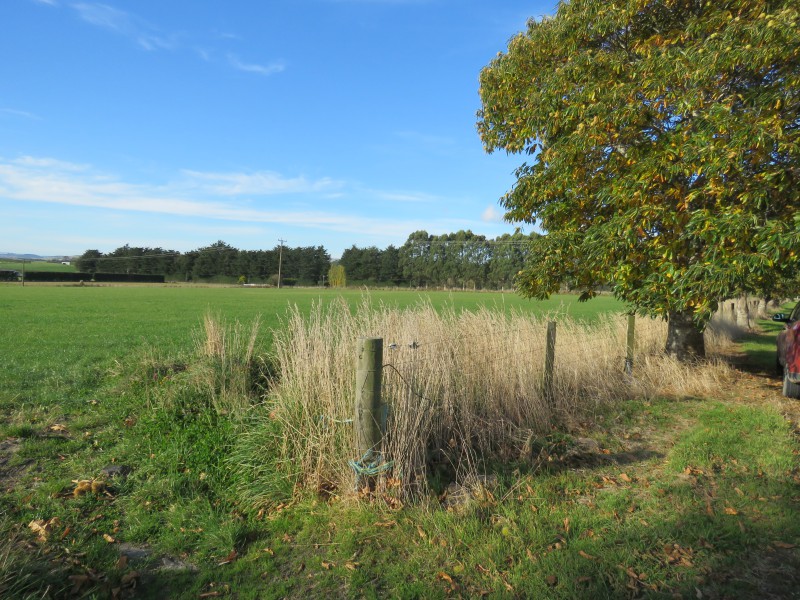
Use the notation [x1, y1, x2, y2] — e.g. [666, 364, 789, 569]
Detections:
[191, 312, 262, 415]
[246, 299, 738, 501]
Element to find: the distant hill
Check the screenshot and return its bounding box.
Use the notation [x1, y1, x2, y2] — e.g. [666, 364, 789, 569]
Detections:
[0, 253, 75, 261]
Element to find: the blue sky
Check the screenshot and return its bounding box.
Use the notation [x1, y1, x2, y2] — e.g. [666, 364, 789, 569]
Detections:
[2, 0, 556, 257]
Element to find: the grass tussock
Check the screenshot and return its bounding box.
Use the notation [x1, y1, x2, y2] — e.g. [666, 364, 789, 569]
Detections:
[232, 299, 739, 504]
[193, 311, 263, 415]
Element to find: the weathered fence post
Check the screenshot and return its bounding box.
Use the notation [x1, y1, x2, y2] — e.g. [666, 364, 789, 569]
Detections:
[355, 338, 383, 458]
[543, 322, 556, 407]
[625, 313, 635, 376]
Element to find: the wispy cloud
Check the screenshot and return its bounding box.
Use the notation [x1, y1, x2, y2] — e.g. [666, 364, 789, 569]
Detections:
[227, 54, 285, 76]
[178, 169, 342, 196]
[30, 0, 59, 6]
[71, 2, 176, 51]
[0, 156, 423, 237]
[481, 204, 504, 223]
[0, 108, 42, 120]
[368, 188, 438, 203]
[67, 3, 284, 76]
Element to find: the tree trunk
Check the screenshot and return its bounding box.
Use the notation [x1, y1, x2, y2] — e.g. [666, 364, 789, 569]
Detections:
[666, 312, 705, 361]
[736, 296, 751, 329]
[756, 298, 768, 319]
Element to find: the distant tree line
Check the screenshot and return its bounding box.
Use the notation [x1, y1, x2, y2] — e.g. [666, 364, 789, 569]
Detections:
[74, 231, 539, 288]
[75, 241, 330, 285]
[340, 230, 539, 289]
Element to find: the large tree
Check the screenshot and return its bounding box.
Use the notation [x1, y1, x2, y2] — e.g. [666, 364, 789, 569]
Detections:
[478, 0, 800, 359]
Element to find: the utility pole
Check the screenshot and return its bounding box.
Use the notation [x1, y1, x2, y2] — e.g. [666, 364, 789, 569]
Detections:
[277, 238, 286, 289]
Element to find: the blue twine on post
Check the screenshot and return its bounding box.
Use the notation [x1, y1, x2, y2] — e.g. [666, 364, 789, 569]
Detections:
[349, 450, 394, 478]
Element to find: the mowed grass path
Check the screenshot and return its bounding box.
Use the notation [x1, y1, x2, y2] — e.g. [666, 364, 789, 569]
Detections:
[0, 285, 622, 409]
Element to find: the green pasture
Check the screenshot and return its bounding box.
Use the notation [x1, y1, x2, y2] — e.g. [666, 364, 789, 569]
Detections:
[0, 260, 76, 272]
[0, 285, 622, 404]
[2, 285, 797, 598]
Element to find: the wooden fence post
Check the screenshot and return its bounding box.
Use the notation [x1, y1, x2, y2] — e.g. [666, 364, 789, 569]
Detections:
[544, 322, 556, 407]
[355, 337, 383, 458]
[625, 313, 635, 375]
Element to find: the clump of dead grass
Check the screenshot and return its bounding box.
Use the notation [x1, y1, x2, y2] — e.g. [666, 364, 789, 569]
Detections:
[236, 299, 739, 503]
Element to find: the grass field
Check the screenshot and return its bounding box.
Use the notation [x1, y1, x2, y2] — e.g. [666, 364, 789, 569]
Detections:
[0, 260, 76, 272]
[1, 285, 798, 598]
[0, 285, 622, 404]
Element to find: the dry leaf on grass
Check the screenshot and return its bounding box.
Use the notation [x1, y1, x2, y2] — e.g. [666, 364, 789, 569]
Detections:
[217, 550, 238, 566]
[28, 517, 60, 542]
[437, 572, 453, 584]
[374, 520, 397, 528]
[773, 541, 797, 549]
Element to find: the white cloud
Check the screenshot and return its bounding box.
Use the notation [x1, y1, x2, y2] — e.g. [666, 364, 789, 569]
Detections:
[369, 189, 437, 203]
[227, 54, 286, 76]
[0, 108, 42, 120]
[65, 4, 284, 76]
[179, 169, 343, 196]
[71, 2, 176, 51]
[30, 0, 58, 6]
[0, 156, 422, 237]
[481, 204, 504, 223]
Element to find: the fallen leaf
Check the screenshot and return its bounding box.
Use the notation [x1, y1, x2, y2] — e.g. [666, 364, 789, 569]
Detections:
[545, 575, 558, 587]
[724, 507, 738, 515]
[374, 520, 397, 528]
[321, 561, 335, 570]
[619, 473, 632, 483]
[103, 533, 116, 543]
[773, 541, 797, 549]
[416, 526, 427, 540]
[28, 518, 60, 541]
[217, 550, 238, 566]
[578, 550, 596, 560]
[262, 548, 274, 556]
[49, 424, 68, 432]
[437, 572, 453, 584]
[344, 561, 359, 571]
[120, 571, 139, 585]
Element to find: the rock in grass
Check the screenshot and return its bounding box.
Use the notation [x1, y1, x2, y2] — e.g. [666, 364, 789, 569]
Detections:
[101, 464, 132, 479]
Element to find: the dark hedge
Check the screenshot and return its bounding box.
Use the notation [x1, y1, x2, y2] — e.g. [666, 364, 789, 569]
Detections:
[22, 272, 164, 283]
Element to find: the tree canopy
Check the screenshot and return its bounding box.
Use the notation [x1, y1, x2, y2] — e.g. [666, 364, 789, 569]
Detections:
[478, 0, 800, 357]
